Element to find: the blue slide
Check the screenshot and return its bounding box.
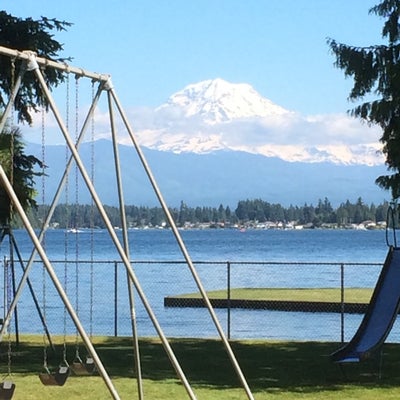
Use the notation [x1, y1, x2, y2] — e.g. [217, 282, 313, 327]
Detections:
[331, 246, 400, 363]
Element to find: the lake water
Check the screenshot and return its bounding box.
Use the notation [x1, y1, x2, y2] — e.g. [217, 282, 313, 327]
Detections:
[1, 227, 398, 343]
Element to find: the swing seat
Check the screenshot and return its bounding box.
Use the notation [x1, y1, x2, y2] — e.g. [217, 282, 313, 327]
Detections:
[39, 366, 69, 386]
[0, 381, 15, 400]
[71, 356, 96, 376]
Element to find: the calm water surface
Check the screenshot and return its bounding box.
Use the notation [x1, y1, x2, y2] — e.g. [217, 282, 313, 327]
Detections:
[2, 228, 396, 342]
[8, 227, 389, 262]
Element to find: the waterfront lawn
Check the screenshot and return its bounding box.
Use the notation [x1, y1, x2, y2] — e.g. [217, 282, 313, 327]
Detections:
[1, 335, 400, 399]
[175, 287, 374, 303]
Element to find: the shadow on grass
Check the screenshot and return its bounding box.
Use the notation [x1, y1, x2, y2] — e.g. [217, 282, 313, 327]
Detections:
[3, 337, 400, 395]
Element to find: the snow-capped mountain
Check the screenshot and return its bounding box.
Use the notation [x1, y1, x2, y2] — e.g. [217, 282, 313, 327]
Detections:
[21, 80, 389, 208]
[155, 78, 289, 123]
[130, 78, 384, 166]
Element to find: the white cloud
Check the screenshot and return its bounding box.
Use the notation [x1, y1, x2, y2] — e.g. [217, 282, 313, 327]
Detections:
[128, 105, 379, 144]
[19, 95, 385, 166]
[303, 114, 381, 145]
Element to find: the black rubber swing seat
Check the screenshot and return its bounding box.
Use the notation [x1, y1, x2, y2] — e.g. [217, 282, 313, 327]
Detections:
[39, 366, 70, 386]
[0, 381, 15, 400]
[70, 356, 96, 376]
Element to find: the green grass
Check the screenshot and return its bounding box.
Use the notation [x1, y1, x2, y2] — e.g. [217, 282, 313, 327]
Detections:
[175, 288, 374, 304]
[0, 335, 400, 399]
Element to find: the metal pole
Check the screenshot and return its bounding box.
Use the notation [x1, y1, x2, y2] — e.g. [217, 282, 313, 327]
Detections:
[114, 261, 118, 337]
[109, 87, 255, 400]
[108, 91, 144, 399]
[227, 261, 231, 340]
[0, 61, 25, 133]
[0, 46, 109, 83]
[341, 263, 345, 343]
[8, 230, 19, 346]
[2, 257, 6, 326]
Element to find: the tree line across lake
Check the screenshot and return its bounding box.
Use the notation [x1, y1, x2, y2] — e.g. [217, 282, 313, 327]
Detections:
[19, 197, 392, 230]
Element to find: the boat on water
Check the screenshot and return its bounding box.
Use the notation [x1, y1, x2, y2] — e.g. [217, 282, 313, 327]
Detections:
[66, 228, 83, 233]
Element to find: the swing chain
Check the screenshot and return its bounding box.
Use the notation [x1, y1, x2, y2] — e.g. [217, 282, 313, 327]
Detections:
[9, 57, 16, 223]
[5, 259, 12, 378]
[42, 336, 49, 373]
[63, 342, 69, 367]
[40, 94, 49, 374]
[74, 74, 81, 356]
[10, 57, 15, 123]
[63, 70, 70, 363]
[6, 333, 11, 378]
[90, 80, 95, 338]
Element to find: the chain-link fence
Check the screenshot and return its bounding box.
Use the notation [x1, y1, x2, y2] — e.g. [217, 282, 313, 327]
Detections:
[3, 258, 398, 343]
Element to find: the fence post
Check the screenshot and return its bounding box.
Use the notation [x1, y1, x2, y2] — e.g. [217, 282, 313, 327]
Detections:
[340, 263, 344, 343]
[227, 261, 231, 340]
[114, 261, 118, 337]
[2, 257, 6, 325]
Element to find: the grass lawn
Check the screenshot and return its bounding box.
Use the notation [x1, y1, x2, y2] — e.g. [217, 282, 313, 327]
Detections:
[0, 335, 400, 399]
[174, 287, 374, 304]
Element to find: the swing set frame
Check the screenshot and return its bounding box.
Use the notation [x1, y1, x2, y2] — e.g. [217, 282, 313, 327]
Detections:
[0, 45, 254, 400]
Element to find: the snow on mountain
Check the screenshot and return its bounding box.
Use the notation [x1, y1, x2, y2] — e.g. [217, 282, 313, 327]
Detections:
[21, 80, 388, 208]
[128, 78, 384, 166]
[155, 78, 290, 123]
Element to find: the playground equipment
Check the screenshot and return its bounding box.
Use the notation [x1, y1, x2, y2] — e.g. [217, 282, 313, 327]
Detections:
[331, 204, 400, 364]
[0, 46, 255, 399]
[331, 246, 400, 363]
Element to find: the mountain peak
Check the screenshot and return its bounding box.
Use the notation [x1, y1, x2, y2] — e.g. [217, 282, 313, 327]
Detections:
[156, 78, 289, 124]
[133, 78, 383, 166]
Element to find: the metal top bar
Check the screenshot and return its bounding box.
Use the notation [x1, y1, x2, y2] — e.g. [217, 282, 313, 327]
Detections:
[0, 45, 110, 82]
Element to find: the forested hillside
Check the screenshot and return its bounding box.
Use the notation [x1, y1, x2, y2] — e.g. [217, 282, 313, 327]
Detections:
[22, 197, 390, 229]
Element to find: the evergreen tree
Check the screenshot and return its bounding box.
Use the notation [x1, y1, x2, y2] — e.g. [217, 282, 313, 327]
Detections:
[178, 201, 189, 226]
[0, 126, 44, 226]
[235, 200, 249, 221]
[194, 206, 203, 222]
[376, 200, 390, 222]
[336, 204, 349, 226]
[328, 1, 400, 200]
[301, 204, 315, 224]
[0, 11, 72, 124]
[0, 12, 70, 229]
[218, 203, 226, 222]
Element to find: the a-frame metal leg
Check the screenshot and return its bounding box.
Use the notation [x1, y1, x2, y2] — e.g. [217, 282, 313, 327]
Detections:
[107, 91, 144, 399]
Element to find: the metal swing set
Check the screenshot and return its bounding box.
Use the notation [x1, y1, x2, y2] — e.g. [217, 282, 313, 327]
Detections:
[0, 45, 255, 400]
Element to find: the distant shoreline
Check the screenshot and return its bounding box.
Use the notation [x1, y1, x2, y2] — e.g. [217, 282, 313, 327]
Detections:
[59, 222, 386, 231]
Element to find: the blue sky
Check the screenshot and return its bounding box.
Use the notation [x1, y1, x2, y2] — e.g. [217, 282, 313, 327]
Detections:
[5, 1, 383, 116]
